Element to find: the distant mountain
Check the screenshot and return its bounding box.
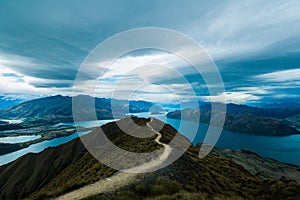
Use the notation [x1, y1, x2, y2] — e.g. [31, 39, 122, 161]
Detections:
[260, 102, 300, 109]
[0, 95, 74, 122]
[199, 102, 300, 119]
[167, 108, 300, 136]
[0, 95, 154, 122]
[1, 118, 300, 199]
[249, 100, 300, 109]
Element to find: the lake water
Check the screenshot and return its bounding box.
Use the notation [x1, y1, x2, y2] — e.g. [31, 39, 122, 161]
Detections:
[177, 119, 300, 166]
[0, 135, 41, 143]
[0, 131, 91, 166]
[56, 119, 118, 128]
[131, 112, 300, 166]
[0, 119, 116, 166]
[0, 114, 300, 166]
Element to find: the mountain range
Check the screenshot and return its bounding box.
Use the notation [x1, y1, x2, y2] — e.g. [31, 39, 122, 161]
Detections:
[0, 95, 154, 123]
[1, 96, 300, 121]
[1, 95, 300, 136]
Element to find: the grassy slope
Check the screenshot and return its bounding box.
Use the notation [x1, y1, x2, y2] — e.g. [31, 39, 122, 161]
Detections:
[26, 117, 161, 200]
[212, 148, 300, 182]
[83, 136, 300, 200]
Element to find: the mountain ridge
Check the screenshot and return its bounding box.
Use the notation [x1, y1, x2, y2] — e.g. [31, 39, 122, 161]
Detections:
[199, 102, 300, 119]
[1, 118, 300, 199]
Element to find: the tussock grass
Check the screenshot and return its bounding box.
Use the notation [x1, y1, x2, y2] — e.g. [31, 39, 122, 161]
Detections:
[26, 118, 300, 200]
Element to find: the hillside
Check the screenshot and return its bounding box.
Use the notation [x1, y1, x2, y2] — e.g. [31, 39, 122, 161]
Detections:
[284, 114, 300, 129]
[167, 109, 300, 136]
[211, 147, 300, 182]
[1, 118, 300, 199]
[0, 95, 153, 122]
[199, 103, 300, 119]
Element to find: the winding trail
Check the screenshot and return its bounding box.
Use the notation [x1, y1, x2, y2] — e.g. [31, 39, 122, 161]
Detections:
[56, 118, 171, 200]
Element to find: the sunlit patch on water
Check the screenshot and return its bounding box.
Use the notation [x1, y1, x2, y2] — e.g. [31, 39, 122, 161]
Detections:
[1, 119, 24, 124]
[0, 135, 41, 143]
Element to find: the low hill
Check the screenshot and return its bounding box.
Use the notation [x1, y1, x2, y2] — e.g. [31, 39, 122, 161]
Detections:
[1, 118, 300, 199]
[211, 147, 300, 182]
[167, 109, 300, 136]
[199, 103, 300, 119]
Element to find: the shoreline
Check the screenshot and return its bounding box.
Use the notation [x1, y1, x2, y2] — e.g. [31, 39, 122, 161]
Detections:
[0, 127, 92, 156]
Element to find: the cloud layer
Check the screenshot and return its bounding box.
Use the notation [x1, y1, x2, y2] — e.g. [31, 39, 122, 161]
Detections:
[0, 0, 300, 103]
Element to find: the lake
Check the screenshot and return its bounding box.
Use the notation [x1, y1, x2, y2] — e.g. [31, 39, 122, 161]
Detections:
[56, 119, 118, 128]
[0, 114, 300, 166]
[0, 119, 116, 166]
[131, 112, 300, 166]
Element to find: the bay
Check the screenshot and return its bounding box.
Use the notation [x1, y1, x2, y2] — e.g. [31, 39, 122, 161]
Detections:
[0, 119, 116, 166]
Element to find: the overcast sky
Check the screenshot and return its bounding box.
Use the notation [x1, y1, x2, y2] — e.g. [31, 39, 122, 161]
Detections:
[0, 0, 300, 104]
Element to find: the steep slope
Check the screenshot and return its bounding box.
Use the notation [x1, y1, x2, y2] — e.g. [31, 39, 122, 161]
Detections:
[85, 153, 300, 200]
[0, 138, 87, 199]
[56, 118, 172, 200]
[0, 117, 159, 199]
[0, 118, 300, 200]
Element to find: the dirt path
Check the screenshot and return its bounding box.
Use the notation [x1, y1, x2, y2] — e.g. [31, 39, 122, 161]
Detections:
[56, 118, 171, 200]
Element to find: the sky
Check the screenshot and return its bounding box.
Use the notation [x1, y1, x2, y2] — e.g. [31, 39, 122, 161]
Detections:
[0, 0, 300, 104]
